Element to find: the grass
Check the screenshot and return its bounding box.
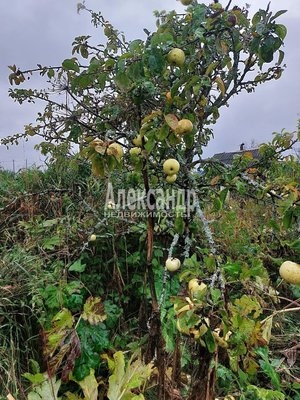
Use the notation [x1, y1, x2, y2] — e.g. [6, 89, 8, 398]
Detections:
[0, 247, 43, 399]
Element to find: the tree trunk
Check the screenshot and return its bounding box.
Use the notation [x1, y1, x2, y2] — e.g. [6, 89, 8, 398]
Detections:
[188, 347, 216, 400]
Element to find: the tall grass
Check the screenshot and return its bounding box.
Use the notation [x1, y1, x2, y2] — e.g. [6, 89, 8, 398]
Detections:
[0, 247, 43, 399]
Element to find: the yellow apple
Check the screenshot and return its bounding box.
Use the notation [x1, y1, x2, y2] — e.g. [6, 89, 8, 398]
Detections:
[167, 48, 185, 67]
[165, 257, 181, 272]
[175, 119, 193, 135]
[129, 147, 142, 156]
[166, 174, 177, 183]
[89, 234, 97, 242]
[163, 159, 180, 175]
[107, 143, 123, 160]
[180, 0, 193, 5]
[279, 261, 300, 285]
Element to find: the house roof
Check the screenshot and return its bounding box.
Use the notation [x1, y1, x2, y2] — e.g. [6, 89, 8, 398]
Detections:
[211, 148, 260, 165]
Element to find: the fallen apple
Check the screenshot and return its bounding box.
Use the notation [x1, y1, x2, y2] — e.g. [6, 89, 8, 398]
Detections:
[165, 257, 181, 272]
[163, 158, 180, 175]
[279, 261, 300, 285]
[89, 234, 97, 242]
[167, 48, 186, 67]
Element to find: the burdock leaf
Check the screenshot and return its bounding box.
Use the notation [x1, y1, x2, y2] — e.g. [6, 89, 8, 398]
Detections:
[82, 296, 107, 325]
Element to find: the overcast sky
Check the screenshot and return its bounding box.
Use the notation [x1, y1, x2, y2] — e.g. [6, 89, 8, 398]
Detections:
[1, 0, 299, 170]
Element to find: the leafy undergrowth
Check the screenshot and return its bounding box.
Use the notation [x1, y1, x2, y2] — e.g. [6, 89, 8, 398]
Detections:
[0, 157, 299, 400]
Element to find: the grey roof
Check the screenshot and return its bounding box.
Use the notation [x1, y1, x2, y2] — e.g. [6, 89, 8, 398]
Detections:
[211, 148, 260, 165]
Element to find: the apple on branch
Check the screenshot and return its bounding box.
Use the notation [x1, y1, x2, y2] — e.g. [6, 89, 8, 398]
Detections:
[163, 158, 180, 175]
[167, 48, 186, 67]
[175, 119, 193, 135]
[165, 257, 181, 272]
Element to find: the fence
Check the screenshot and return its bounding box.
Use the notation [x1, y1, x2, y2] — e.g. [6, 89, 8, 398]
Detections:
[0, 159, 45, 172]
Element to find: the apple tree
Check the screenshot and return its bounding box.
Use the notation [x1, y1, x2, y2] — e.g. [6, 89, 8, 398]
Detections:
[4, 1, 299, 399]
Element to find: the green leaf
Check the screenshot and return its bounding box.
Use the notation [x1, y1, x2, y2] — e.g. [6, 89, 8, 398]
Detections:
[51, 309, 74, 330]
[151, 32, 174, 46]
[283, 208, 293, 229]
[62, 58, 80, 72]
[270, 10, 287, 22]
[41, 235, 61, 250]
[23, 372, 45, 385]
[47, 68, 55, 79]
[147, 48, 165, 74]
[27, 373, 61, 400]
[274, 24, 287, 40]
[255, 346, 282, 390]
[213, 197, 222, 212]
[72, 369, 99, 400]
[174, 215, 185, 234]
[106, 351, 153, 400]
[115, 71, 132, 90]
[288, 239, 300, 254]
[129, 39, 144, 53]
[203, 329, 217, 353]
[69, 258, 86, 273]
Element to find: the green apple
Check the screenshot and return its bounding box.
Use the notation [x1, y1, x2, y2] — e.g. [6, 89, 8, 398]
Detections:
[165, 257, 181, 272]
[129, 147, 142, 156]
[167, 48, 186, 67]
[107, 143, 123, 160]
[180, 0, 193, 5]
[163, 159, 180, 175]
[89, 234, 97, 241]
[166, 174, 177, 183]
[175, 119, 193, 135]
